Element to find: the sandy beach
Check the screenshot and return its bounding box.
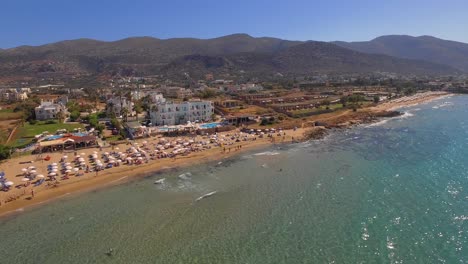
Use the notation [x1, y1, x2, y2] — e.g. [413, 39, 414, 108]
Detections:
[0, 91, 451, 217]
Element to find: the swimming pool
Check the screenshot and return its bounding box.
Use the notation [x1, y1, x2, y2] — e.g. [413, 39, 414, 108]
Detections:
[200, 122, 222, 129]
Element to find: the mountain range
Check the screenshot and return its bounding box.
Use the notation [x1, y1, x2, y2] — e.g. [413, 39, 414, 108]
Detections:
[0, 34, 466, 83]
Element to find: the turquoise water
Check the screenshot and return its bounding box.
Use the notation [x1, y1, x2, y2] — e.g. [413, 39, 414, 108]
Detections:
[200, 122, 222, 129]
[1, 95, 468, 263]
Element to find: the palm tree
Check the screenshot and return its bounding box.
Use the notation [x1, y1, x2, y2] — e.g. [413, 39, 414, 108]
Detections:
[56, 110, 65, 123]
[121, 107, 129, 123]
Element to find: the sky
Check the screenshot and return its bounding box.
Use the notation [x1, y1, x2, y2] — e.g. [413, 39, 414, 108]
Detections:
[1, 0, 468, 48]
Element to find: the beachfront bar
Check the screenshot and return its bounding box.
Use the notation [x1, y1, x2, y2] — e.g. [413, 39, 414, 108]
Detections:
[37, 135, 97, 153]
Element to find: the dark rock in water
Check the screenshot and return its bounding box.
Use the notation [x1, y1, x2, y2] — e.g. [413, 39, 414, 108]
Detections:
[304, 127, 328, 140]
[314, 121, 328, 127]
[376, 111, 402, 118]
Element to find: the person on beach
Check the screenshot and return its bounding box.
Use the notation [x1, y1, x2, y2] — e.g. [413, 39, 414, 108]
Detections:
[31, 189, 34, 198]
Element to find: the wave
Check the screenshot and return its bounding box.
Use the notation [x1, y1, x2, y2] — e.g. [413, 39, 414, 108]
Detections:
[366, 111, 414, 128]
[178, 172, 192, 180]
[432, 101, 454, 109]
[253, 151, 280, 156]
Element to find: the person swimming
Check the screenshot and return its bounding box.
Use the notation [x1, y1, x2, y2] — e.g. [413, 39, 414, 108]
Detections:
[105, 248, 114, 256]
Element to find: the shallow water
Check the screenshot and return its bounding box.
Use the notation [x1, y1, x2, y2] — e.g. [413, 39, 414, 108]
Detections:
[1, 95, 468, 263]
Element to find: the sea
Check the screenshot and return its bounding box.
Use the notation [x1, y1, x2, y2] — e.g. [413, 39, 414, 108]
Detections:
[1, 95, 467, 263]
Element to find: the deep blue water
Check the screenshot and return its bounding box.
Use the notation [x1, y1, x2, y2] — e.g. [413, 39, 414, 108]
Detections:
[0, 95, 467, 263]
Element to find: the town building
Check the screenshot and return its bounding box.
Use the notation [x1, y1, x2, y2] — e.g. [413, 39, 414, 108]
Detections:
[0, 88, 30, 101]
[35, 101, 68, 121]
[149, 99, 214, 126]
[106, 97, 135, 117]
[161, 87, 193, 99]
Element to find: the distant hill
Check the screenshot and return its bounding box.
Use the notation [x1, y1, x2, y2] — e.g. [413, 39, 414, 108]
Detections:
[334, 35, 468, 72]
[162, 41, 458, 79]
[0, 34, 459, 82]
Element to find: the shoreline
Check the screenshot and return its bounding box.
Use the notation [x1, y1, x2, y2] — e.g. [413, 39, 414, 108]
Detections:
[0, 91, 452, 218]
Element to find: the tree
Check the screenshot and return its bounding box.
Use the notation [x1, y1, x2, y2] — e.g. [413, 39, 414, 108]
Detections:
[321, 99, 331, 106]
[133, 103, 143, 122]
[70, 110, 80, 122]
[340, 96, 348, 107]
[0, 145, 12, 160]
[121, 107, 129, 122]
[56, 110, 65, 123]
[373, 95, 380, 104]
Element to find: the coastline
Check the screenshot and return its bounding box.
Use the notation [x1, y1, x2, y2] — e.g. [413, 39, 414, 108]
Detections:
[0, 91, 452, 218]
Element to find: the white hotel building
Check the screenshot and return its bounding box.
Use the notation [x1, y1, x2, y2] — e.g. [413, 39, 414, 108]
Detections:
[149, 99, 214, 126]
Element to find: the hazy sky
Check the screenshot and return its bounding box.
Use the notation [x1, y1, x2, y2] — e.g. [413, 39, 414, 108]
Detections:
[2, 0, 468, 48]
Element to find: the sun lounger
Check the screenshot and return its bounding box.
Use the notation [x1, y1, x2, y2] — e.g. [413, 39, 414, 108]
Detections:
[34, 179, 45, 186]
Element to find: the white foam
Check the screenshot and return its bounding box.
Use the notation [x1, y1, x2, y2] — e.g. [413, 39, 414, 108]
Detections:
[178, 172, 192, 180]
[253, 151, 280, 156]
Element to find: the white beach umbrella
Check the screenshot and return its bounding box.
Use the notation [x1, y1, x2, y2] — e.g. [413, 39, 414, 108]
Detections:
[65, 170, 71, 173]
[63, 155, 68, 159]
[80, 152, 86, 156]
[137, 157, 143, 160]
[52, 163, 57, 166]
[30, 170, 37, 174]
[5, 181, 14, 186]
[64, 162, 71, 166]
[21, 168, 28, 172]
[49, 172, 57, 176]
[21, 178, 30, 182]
[52, 168, 58, 172]
[37, 175, 45, 179]
[66, 166, 72, 170]
[28, 166, 36, 170]
[115, 147, 119, 150]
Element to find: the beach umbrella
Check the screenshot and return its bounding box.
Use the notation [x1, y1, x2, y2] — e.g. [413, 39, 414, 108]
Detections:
[66, 166, 72, 170]
[137, 157, 143, 160]
[5, 181, 14, 186]
[65, 170, 71, 173]
[63, 155, 68, 159]
[78, 158, 85, 162]
[52, 163, 57, 166]
[115, 147, 119, 150]
[21, 178, 30, 182]
[30, 170, 37, 174]
[52, 168, 58, 172]
[75, 155, 81, 158]
[37, 175, 45, 179]
[49, 172, 57, 176]
[21, 168, 28, 172]
[104, 152, 109, 155]
[28, 166, 36, 170]
[64, 162, 71, 166]
[73, 168, 79, 172]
